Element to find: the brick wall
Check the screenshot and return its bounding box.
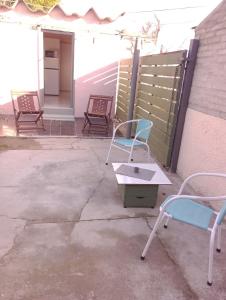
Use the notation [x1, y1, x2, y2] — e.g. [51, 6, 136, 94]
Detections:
[188, 0, 226, 120]
[177, 1, 226, 196]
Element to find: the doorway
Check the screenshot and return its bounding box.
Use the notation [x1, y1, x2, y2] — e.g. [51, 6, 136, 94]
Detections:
[42, 30, 74, 118]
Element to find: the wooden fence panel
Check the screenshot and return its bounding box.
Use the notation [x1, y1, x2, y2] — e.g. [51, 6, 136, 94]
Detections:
[116, 50, 187, 167]
[135, 50, 186, 166]
[116, 58, 133, 122]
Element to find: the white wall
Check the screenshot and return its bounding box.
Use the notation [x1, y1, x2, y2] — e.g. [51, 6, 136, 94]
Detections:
[0, 23, 39, 114]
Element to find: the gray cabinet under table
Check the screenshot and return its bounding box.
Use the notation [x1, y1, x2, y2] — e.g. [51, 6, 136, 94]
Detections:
[118, 184, 158, 208]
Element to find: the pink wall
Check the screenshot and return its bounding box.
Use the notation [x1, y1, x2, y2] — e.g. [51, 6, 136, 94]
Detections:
[73, 35, 120, 117]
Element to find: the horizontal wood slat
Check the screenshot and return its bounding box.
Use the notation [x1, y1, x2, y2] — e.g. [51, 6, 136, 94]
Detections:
[119, 65, 132, 72]
[135, 108, 173, 134]
[136, 91, 176, 112]
[118, 84, 131, 94]
[116, 107, 127, 122]
[149, 139, 169, 166]
[139, 83, 176, 100]
[119, 77, 130, 84]
[151, 127, 171, 146]
[139, 75, 180, 89]
[140, 51, 185, 66]
[119, 72, 132, 80]
[135, 100, 173, 122]
[120, 58, 132, 65]
[117, 100, 128, 111]
[140, 65, 179, 76]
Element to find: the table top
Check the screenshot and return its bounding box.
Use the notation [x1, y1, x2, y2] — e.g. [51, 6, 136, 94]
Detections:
[112, 163, 172, 185]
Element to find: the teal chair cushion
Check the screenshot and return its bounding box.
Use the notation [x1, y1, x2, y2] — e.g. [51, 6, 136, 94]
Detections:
[114, 138, 143, 147]
[163, 197, 214, 230]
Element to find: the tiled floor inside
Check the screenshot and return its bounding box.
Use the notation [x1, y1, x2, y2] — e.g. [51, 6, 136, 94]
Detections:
[0, 115, 115, 137]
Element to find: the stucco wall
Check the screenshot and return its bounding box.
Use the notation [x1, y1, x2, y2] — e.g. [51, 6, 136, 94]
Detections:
[177, 0, 226, 195]
[177, 108, 226, 195]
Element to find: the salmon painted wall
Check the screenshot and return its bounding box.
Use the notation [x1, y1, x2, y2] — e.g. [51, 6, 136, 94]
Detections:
[73, 35, 121, 118]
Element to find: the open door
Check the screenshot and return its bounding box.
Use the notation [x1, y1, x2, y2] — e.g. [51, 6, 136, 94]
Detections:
[37, 27, 44, 107]
[39, 29, 74, 120]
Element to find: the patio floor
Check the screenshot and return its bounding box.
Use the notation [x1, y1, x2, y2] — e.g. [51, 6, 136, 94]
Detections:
[0, 115, 114, 137]
[0, 137, 226, 300]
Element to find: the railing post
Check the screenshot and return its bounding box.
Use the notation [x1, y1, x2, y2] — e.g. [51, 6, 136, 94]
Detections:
[126, 38, 140, 138]
[170, 39, 199, 172]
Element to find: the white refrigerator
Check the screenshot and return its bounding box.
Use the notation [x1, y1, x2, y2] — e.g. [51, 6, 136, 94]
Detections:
[44, 57, 60, 95]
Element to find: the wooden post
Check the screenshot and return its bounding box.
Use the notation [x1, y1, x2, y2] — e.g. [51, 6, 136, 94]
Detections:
[126, 38, 140, 138]
[170, 39, 199, 172]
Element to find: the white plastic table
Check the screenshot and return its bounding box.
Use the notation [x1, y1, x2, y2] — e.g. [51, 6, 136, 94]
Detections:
[112, 163, 172, 208]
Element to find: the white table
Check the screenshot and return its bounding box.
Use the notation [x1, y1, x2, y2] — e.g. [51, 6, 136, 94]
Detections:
[112, 163, 172, 208]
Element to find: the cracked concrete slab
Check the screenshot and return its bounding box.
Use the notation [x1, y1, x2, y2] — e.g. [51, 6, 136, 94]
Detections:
[147, 218, 226, 300]
[0, 219, 196, 300]
[0, 137, 225, 299]
[0, 216, 25, 258]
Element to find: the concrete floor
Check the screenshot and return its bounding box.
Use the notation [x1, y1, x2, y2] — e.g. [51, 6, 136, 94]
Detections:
[0, 137, 226, 300]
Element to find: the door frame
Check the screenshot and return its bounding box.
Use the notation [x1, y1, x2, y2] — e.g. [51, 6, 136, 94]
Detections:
[37, 28, 75, 114]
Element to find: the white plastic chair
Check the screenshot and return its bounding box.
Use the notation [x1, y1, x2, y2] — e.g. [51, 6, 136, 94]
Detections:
[140, 172, 226, 286]
[105, 119, 153, 164]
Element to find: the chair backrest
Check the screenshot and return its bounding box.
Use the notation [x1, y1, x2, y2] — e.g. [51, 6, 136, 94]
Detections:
[11, 91, 41, 113]
[135, 119, 153, 141]
[87, 95, 113, 117]
[178, 172, 226, 225]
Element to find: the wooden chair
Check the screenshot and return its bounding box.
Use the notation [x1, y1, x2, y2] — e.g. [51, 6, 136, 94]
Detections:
[11, 90, 45, 135]
[83, 95, 113, 132]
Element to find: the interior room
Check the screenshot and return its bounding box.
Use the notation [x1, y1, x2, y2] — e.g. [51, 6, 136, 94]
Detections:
[43, 31, 73, 110]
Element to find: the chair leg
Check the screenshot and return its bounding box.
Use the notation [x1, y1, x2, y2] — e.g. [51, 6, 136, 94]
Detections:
[216, 225, 221, 253]
[128, 145, 135, 162]
[164, 216, 170, 228]
[105, 141, 114, 165]
[41, 116, 45, 131]
[141, 211, 165, 259]
[146, 143, 151, 161]
[82, 119, 88, 131]
[207, 227, 217, 286]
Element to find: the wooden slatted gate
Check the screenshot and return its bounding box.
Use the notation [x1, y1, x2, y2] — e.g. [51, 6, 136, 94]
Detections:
[116, 50, 187, 168]
[116, 58, 132, 122]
